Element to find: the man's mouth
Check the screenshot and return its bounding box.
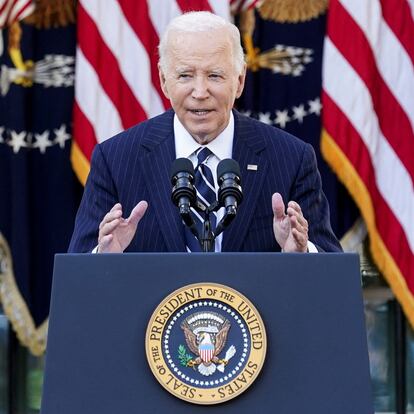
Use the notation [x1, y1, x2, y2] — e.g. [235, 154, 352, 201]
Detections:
[189, 109, 212, 116]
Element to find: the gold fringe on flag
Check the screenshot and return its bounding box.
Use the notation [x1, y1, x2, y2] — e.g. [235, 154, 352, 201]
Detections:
[0, 233, 48, 356]
[23, 0, 77, 29]
[258, 0, 328, 23]
[71, 140, 90, 186]
[321, 130, 414, 329]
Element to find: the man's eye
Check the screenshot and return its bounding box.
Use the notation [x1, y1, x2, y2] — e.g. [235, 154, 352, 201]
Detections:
[178, 74, 191, 79]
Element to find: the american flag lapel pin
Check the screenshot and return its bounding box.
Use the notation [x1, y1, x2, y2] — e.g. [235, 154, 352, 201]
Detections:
[247, 164, 258, 171]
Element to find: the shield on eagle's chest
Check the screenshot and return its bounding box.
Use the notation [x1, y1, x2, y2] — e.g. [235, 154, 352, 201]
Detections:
[199, 343, 214, 363]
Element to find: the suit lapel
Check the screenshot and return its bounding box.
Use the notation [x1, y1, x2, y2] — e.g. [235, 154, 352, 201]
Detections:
[222, 111, 268, 251]
[141, 111, 187, 252]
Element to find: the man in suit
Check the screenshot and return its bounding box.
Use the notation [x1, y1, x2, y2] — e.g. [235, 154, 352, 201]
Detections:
[68, 11, 341, 254]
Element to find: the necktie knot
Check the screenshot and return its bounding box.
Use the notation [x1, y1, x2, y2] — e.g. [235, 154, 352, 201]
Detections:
[196, 147, 212, 166]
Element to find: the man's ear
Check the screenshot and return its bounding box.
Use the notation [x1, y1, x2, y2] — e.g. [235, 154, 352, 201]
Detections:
[235, 63, 247, 99]
[158, 63, 170, 99]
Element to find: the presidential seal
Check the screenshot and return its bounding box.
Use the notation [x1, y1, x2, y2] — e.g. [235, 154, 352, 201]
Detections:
[145, 283, 267, 405]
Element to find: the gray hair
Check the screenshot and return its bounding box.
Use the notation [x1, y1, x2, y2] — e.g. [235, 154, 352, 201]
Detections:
[158, 11, 245, 75]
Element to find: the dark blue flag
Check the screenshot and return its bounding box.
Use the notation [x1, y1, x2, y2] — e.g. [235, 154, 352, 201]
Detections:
[0, 9, 82, 354]
[236, 6, 358, 239]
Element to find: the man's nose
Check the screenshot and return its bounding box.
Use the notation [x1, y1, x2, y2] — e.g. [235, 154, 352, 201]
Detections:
[192, 76, 209, 99]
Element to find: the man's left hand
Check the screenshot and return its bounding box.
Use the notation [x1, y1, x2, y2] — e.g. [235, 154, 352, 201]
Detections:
[272, 192, 308, 252]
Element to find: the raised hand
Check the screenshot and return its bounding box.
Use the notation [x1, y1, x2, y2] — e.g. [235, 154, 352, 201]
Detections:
[97, 201, 148, 253]
[272, 193, 308, 253]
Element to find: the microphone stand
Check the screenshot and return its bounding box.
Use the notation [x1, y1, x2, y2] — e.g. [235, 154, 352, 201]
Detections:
[200, 212, 215, 252]
[196, 201, 237, 253]
[193, 200, 216, 253]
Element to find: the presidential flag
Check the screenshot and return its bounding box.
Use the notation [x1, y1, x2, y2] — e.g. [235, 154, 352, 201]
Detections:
[72, 0, 259, 185]
[321, 0, 414, 325]
[235, 1, 359, 239]
[0, 2, 81, 354]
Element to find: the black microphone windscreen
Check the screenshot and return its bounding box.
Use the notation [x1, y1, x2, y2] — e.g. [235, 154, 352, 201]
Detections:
[170, 158, 195, 180]
[217, 158, 241, 179]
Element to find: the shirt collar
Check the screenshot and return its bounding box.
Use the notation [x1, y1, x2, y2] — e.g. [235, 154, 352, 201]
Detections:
[174, 112, 234, 160]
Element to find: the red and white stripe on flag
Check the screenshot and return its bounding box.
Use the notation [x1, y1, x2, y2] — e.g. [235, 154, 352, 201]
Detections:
[200, 345, 214, 363]
[321, 0, 414, 325]
[0, 0, 34, 27]
[72, 0, 258, 185]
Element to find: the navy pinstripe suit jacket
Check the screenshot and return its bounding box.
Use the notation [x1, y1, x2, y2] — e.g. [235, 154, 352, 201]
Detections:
[68, 110, 341, 253]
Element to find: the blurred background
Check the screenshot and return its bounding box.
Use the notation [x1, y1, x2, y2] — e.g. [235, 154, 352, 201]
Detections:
[0, 0, 413, 412]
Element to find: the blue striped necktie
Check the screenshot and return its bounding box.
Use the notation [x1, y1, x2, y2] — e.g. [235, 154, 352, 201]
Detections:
[185, 147, 217, 252]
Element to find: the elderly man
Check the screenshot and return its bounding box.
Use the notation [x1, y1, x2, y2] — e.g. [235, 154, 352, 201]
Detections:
[68, 12, 341, 254]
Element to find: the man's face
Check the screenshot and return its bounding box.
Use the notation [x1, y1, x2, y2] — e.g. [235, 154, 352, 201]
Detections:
[159, 29, 246, 145]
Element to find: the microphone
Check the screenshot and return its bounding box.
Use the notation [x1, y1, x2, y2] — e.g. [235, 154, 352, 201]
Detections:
[170, 158, 196, 228]
[216, 159, 243, 232]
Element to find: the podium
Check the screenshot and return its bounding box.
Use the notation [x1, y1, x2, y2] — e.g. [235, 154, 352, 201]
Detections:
[41, 253, 373, 413]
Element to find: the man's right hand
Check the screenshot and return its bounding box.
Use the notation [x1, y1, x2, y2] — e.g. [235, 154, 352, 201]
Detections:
[97, 201, 148, 253]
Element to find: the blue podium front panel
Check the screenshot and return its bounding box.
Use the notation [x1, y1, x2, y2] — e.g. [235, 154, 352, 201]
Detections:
[41, 253, 373, 413]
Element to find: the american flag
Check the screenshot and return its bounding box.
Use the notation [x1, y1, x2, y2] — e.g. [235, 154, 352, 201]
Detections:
[72, 0, 258, 185]
[0, 0, 34, 27]
[321, 0, 414, 325]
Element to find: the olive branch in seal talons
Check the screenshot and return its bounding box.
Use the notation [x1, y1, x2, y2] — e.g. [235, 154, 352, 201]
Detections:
[178, 345, 194, 367]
